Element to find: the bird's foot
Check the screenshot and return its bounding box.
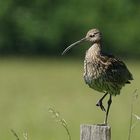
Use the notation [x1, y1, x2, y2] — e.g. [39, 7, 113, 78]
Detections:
[96, 100, 106, 112]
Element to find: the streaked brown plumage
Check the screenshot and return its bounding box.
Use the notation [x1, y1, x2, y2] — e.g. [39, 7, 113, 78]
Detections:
[62, 28, 133, 124]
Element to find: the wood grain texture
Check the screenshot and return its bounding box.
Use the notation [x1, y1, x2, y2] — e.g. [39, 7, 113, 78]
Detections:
[80, 124, 111, 140]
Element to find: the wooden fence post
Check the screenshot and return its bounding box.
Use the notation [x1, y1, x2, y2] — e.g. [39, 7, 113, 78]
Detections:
[80, 124, 111, 140]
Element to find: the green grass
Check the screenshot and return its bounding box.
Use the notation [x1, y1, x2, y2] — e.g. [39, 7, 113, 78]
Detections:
[0, 57, 139, 140]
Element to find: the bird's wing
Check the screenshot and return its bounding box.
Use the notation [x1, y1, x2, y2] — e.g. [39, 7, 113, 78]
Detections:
[99, 54, 133, 84]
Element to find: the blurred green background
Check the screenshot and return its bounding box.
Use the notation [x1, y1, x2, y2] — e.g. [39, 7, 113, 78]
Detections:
[0, 0, 140, 140]
[0, 0, 140, 57]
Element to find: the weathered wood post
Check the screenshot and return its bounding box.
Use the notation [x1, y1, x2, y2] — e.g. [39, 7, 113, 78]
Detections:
[80, 124, 111, 140]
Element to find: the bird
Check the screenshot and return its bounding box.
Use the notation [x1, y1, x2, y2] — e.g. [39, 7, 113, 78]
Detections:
[62, 28, 133, 124]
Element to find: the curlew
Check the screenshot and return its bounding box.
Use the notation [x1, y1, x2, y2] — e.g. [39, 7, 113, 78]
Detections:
[62, 28, 133, 124]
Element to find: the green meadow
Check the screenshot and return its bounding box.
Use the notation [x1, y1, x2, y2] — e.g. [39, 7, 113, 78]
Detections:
[0, 57, 139, 140]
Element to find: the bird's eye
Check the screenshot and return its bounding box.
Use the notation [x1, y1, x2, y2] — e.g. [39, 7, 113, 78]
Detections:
[89, 34, 95, 37]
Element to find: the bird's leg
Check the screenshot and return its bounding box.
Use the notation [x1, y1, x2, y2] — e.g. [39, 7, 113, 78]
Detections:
[104, 94, 112, 124]
[96, 92, 108, 112]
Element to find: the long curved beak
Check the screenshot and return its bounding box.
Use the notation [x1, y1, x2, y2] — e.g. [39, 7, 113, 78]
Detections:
[62, 37, 86, 55]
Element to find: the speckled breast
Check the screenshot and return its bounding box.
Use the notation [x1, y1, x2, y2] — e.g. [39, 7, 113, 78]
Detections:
[83, 59, 106, 93]
[83, 59, 121, 95]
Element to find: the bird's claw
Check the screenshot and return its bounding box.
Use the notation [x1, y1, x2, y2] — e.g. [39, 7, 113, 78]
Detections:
[96, 101, 106, 112]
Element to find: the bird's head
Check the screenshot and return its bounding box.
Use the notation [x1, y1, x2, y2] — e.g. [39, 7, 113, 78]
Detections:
[86, 29, 101, 43]
[62, 28, 101, 55]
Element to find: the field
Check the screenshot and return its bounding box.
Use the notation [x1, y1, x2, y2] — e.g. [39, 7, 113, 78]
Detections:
[0, 57, 139, 140]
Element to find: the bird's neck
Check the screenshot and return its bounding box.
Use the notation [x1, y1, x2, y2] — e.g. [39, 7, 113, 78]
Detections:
[86, 43, 102, 61]
[89, 42, 102, 55]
